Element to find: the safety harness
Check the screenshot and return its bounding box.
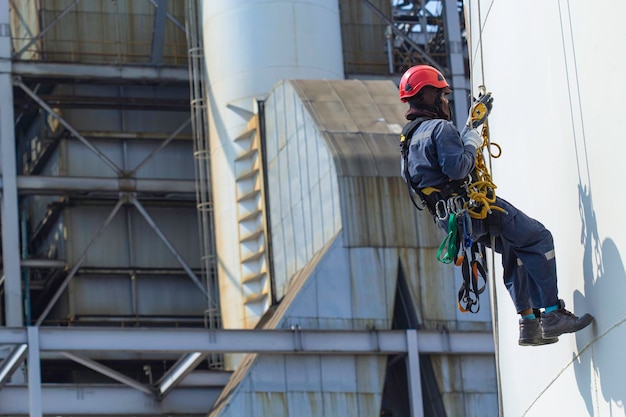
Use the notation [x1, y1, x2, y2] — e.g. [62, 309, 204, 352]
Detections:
[400, 94, 499, 313]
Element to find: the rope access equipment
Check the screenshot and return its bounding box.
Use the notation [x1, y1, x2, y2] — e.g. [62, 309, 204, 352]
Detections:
[400, 88, 502, 313]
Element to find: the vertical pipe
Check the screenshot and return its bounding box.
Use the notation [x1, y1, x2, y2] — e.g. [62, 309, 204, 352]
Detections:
[0, 0, 24, 327]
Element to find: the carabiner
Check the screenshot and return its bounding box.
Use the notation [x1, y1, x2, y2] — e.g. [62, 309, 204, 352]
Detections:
[435, 200, 448, 221]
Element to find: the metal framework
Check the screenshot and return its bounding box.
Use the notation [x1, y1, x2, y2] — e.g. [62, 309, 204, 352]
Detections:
[0, 2, 217, 414]
[0, 1, 488, 416]
[359, 0, 469, 126]
[0, 327, 493, 416]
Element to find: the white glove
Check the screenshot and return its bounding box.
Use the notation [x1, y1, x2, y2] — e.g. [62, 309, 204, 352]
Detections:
[462, 128, 482, 149]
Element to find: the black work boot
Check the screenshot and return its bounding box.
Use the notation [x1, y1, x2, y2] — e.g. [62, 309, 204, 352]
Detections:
[519, 317, 558, 346]
[541, 299, 594, 339]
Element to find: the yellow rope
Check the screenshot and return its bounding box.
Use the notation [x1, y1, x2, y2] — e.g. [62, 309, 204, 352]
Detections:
[466, 107, 505, 219]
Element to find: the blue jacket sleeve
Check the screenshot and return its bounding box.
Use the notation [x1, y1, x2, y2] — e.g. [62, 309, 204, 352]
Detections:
[433, 121, 476, 180]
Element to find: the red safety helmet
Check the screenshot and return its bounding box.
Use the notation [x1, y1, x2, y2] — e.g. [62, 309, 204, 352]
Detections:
[399, 65, 449, 102]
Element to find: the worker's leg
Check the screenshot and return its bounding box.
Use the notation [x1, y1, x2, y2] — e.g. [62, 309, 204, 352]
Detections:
[489, 197, 559, 308]
[492, 197, 593, 338]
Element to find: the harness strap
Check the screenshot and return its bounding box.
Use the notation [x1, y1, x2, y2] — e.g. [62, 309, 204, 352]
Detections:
[457, 242, 488, 313]
[400, 117, 430, 213]
[436, 213, 459, 264]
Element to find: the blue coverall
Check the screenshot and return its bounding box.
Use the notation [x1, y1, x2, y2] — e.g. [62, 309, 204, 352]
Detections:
[401, 118, 559, 312]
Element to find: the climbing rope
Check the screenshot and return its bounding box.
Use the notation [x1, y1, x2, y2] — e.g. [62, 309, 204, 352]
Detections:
[467, 2, 505, 415]
[465, 87, 506, 219]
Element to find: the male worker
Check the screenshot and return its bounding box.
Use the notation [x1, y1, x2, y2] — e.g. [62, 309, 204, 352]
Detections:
[399, 64, 593, 346]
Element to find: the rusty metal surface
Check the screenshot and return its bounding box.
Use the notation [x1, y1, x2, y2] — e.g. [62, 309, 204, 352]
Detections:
[11, 0, 187, 64]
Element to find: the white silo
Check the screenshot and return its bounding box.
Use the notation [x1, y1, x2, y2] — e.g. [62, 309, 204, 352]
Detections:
[201, 0, 344, 360]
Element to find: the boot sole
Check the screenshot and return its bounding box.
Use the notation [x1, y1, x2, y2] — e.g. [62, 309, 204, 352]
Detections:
[519, 336, 559, 346]
[542, 315, 594, 339]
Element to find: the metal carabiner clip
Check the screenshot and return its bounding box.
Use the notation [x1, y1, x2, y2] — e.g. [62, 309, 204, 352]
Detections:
[435, 200, 448, 221]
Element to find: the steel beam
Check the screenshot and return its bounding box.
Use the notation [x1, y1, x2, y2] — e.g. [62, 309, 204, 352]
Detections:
[0, 344, 27, 387]
[12, 61, 189, 84]
[13, 176, 196, 195]
[157, 352, 207, 399]
[0, 385, 221, 415]
[60, 351, 153, 395]
[0, 327, 495, 355]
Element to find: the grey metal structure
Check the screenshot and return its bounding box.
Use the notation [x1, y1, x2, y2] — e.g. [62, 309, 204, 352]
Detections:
[0, 1, 492, 416]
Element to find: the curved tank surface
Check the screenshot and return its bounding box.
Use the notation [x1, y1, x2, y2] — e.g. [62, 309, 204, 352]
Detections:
[465, 0, 626, 415]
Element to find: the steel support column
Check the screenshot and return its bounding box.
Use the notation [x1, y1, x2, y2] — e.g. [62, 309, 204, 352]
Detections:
[150, 0, 168, 65]
[27, 327, 42, 417]
[0, 0, 23, 327]
[443, 0, 470, 127]
[406, 329, 424, 417]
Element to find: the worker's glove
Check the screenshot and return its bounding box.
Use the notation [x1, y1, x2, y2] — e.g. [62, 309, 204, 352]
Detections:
[462, 128, 482, 149]
[466, 92, 493, 128]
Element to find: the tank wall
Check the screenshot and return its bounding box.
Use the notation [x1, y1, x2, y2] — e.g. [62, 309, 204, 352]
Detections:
[466, 1, 626, 415]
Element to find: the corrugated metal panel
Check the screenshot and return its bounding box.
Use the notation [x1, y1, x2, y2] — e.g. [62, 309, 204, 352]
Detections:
[62, 137, 194, 179]
[65, 205, 200, 269]
[30, 0, 187, 64]
[339, 0, 392, 75]
[339, 176, 444, 248]
[9, 1, 39, 59]
[51, 273, 206, 321]
[265, 81, 342, 300]
[291, 79, 406, 178]
[55, 84, 191, 133]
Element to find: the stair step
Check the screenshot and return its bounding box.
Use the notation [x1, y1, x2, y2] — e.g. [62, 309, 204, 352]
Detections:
[244, 293, 268, 305]
[236, 169, 258, 182]
[241, 251, 265, 264]
[233, 129, 255, 142]
[240, 229, 264, 243]
[242, 272, 266, 285]
[234, 148, 258, 162]
[238, 210, 261, 223]
[237, 189, 261, 203]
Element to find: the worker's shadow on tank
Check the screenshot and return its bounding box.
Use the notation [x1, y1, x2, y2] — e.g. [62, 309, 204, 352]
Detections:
[574, 184, 626, 415]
